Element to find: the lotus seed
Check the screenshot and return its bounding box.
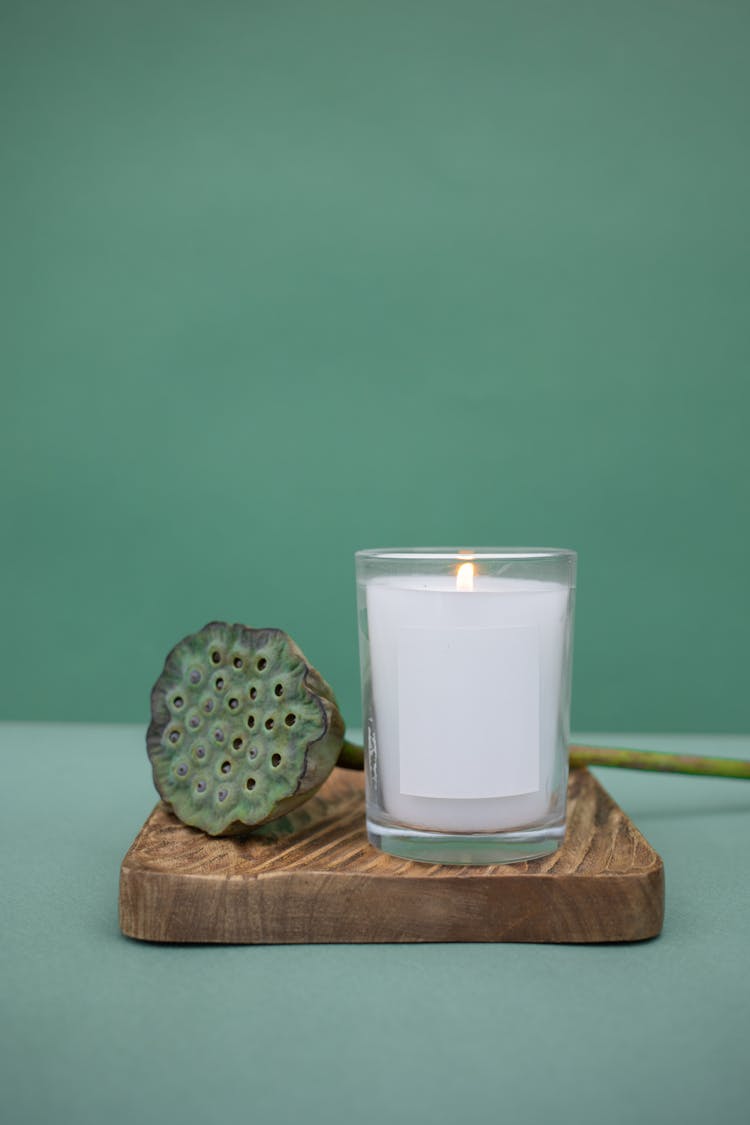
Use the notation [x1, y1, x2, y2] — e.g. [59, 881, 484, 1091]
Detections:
[233, 657, 242, 668]
[214, 728, 224, 741]
[265, 718, 274, 730]
[190, 669, 201, 684]
[215, 677, 224, 690]
[257, 657, 267, 671]
[169, 730, 179, 743]
[189, 716, 200, 728]
[274, 684, 283, 697]
[177, 763, 188, 776]
[204, 699, 214, 713]
[232, 737, 242, 750]
[246, 777, 256, 790]
[229, 698, 239, 710]
[221, 761, 231, 774]
[247, 715, 255, 728]
[174, 696, 184, 708]
[196, 780, 206, 792]
[271, 753, 281, 768]
[249, 687, 257, 700]
[248, 747, 258, 759]
[285, 713, 296, 727]
[218, 789, 228, 801]
[212, 651, 221, 664]
[196, 746, 206, 759]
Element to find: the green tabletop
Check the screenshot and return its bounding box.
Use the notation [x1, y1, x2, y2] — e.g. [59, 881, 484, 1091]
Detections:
[1, 725, 748, 1125]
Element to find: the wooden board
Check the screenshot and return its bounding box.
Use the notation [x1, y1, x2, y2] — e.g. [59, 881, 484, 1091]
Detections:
[119, 767, 664, 944]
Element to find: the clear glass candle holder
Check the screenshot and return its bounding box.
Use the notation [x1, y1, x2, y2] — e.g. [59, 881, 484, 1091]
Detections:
[355, 548, 577, 865]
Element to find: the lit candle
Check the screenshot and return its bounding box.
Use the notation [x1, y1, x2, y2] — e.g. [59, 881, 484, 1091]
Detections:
[356, 548, 576, 863]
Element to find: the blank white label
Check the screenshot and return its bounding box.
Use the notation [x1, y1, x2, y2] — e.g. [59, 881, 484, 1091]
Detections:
[397, 626, 540, 799]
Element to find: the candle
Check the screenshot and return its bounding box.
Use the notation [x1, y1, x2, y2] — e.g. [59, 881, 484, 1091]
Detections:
[356, 549, 576, 864]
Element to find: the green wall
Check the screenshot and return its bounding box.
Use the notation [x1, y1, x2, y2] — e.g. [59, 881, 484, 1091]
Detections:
[2, 0, 748, 731]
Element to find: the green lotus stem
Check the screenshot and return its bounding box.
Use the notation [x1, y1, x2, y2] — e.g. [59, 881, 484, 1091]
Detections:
[568, 744, 750, 779]
[337, 739, 366, 770]
[336, 740, 750, 779]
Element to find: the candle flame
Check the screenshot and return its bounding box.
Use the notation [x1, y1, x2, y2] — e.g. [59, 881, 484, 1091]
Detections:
[456, 561, 475, 591]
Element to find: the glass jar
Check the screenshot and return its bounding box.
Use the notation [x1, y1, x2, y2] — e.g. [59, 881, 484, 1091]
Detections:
[355, 548, 576, 864]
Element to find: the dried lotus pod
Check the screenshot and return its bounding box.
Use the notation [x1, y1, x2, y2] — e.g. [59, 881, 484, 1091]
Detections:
[147, 622, 345, 836]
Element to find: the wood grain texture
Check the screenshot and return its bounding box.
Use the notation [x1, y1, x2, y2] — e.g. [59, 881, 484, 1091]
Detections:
[119, 767, 664, 944]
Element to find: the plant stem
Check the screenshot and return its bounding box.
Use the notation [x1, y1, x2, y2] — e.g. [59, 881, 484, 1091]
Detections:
[336, 740, 750, 779]
[337, 739, 366, 770]
[568, 744, 750, 779]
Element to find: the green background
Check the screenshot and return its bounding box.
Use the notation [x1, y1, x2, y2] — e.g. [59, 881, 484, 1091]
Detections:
[2, 725, 749, 1125]
[2, 0, 748, 731]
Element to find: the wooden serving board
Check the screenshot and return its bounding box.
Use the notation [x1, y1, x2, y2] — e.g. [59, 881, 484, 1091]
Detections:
[119, 767, 664, 944]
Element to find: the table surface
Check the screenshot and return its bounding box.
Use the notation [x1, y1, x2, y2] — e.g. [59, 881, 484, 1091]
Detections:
[1, 725, 748, 1125]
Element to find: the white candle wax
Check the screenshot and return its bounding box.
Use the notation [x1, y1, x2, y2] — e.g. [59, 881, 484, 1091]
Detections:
[366, 575, 570, 833]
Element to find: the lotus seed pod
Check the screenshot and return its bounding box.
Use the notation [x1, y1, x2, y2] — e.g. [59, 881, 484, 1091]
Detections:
[147, 622, 345, 836]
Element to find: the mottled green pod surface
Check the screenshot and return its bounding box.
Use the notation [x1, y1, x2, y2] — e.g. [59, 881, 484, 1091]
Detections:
[147, 623, 345, 835]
